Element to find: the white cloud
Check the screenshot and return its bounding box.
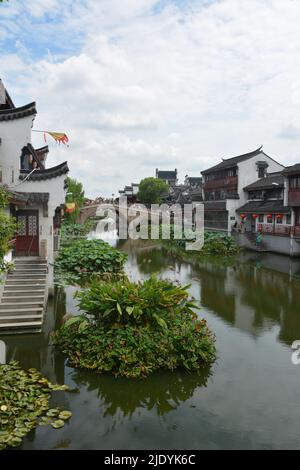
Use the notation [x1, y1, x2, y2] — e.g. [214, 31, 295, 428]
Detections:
[1, 0, 300, 196]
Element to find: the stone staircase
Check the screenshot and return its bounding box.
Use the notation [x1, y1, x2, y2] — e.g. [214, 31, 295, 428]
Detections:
[0, 258, 48, 333]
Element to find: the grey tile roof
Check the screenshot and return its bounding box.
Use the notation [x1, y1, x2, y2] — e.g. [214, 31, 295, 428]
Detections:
[237, 200, 290, 213]
[19, 161, 69, 181]
[243, 173, 284, 191]
[282, 164, 300, 175]
[0, 102, 36, 121]
[202, 146, 264, 175]
[16, 192, 49, 204]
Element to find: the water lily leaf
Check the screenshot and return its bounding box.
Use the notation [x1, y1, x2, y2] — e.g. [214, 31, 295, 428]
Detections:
[46, 409, 60, 417]
[58, 411, 72, 420]
[51, 419, 65, 429]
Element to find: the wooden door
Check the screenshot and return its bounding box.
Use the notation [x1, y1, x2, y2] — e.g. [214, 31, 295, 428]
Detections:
[16, 210, 39, 256]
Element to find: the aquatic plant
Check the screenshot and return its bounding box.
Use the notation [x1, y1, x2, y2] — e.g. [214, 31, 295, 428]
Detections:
[0, 362, 72, 450]
[53, 277, 216, 378]
[161, 226, 239, 257]
[54, 239, 127, 282]
[60, 220, 95, 245]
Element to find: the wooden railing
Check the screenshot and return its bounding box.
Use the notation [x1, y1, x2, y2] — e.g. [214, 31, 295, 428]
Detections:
[257, 223, 300, 237]
[203, 176, 238, 191]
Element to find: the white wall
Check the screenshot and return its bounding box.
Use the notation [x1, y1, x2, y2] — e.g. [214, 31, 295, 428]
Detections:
[0, 115, 35, 185]
[237, 152, 284, 206]
[16, 175, 67, 265]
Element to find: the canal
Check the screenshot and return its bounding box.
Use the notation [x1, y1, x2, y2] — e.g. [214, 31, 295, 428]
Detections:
[1, 233, 300, 450]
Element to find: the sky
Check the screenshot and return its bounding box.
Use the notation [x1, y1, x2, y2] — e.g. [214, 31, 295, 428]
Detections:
[1, 0, 300, 197]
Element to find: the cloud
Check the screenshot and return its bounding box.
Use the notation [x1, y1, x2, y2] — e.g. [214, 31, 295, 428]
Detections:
[1, 0, 300, 196]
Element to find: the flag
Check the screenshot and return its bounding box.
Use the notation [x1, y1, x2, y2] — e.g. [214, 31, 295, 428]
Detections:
[44, 131, 69, 145]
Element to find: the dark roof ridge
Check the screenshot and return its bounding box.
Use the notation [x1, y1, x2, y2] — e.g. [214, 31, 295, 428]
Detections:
[19, 161, 69, 181]
[221, 145, 263, 162]
[0, 102, 36, 121]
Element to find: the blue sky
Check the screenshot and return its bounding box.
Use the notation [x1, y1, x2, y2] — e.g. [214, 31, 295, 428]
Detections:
[1, 0, 300, 197]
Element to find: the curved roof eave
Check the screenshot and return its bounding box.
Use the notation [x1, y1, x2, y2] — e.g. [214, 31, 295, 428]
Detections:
[0, 102, 37, 121]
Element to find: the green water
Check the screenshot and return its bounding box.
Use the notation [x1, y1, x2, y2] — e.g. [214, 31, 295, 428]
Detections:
[1, 239, 300, 450]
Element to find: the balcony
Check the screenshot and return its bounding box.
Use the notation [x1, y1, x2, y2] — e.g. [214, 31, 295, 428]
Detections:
[204, 176, 238, 192]
[257, 223, 300, 237]
[288, 189, 300, 206]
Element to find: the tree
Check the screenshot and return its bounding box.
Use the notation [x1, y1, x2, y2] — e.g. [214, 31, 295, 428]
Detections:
[138, 177, 169, 205]
[65, 177, 86, 224]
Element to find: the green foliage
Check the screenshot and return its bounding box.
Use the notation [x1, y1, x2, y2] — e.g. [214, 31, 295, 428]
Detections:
[60, 220, 94, 245]
[138, 177, 169, 204]
[53, 277, 216, 378]
[0, 362, 71, 450]
[76, 276, 195, 328]
[65, 176, 86, 223]
[162, 225, 239, 257]
[54, 239, 127, 283]
[0, 186, 17, 265]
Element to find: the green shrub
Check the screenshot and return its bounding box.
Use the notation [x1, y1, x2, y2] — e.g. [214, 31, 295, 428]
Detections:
[0, 187, 17, 266]
[53, 277, 216, 378]
[61, 220, 94, 241]
[54, 239, 127, 282]
[162, 225, 239, 257]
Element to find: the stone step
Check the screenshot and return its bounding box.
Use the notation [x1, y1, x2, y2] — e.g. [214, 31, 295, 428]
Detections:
[4, 285, 46, 291]
[2, 292, 45, 299]
[14, 268, 47, 273]
[0, 314, 43, 321]
[3, 288, 45, 294]
[13, 259, 46, 263]
[6, 277, 46, 282]
[7, 273, 47, 278]
[0, 301, 44, 309]
[0, 321, 42, 329]
[14, 261, 47, 265]
[0, 307, 43, 314]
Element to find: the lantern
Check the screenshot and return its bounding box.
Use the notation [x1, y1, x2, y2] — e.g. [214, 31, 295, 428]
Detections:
[65, 202, 76, 214]
[267, 214, 273, 219]
[252, 213, 258, 219]
[240, 213, 247, 219]
[276, 214, 283, 219]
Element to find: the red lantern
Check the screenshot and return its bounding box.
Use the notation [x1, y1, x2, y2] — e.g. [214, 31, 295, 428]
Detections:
[267, 214, 273, 219]
[65, 202, 76, 214]
[252, 213, 258, 219]
[240, 213, 247, 219]
[276, 214, 283, 219]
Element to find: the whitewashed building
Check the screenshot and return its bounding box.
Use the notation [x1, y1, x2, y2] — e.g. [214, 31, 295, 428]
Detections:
[0, 79, 69, 291]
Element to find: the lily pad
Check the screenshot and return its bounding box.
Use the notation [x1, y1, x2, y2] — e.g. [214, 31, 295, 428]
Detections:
[58, 411, 72, 420]
[51, 419, 65, 429]
[46, 409, 60, 417]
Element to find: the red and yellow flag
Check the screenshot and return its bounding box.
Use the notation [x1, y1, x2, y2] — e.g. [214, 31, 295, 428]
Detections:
[44, 131, 69, 145]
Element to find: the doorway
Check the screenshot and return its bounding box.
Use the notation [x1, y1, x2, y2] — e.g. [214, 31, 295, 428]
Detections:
[15, 210, 39, 256]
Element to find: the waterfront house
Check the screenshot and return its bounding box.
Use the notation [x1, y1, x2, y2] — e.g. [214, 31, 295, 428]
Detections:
[0, 79, 69, 292]
[201, 146, 284, 232]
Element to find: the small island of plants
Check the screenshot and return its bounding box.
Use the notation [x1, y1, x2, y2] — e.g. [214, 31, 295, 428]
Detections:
[55, 238, 127, 283]
[53, 276, 216, 378]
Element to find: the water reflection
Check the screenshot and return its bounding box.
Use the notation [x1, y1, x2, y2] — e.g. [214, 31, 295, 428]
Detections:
[71, 368, 211, 419]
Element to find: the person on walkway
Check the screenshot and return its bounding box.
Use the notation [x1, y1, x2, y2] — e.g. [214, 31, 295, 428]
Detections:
[256, 231, 263, 248]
